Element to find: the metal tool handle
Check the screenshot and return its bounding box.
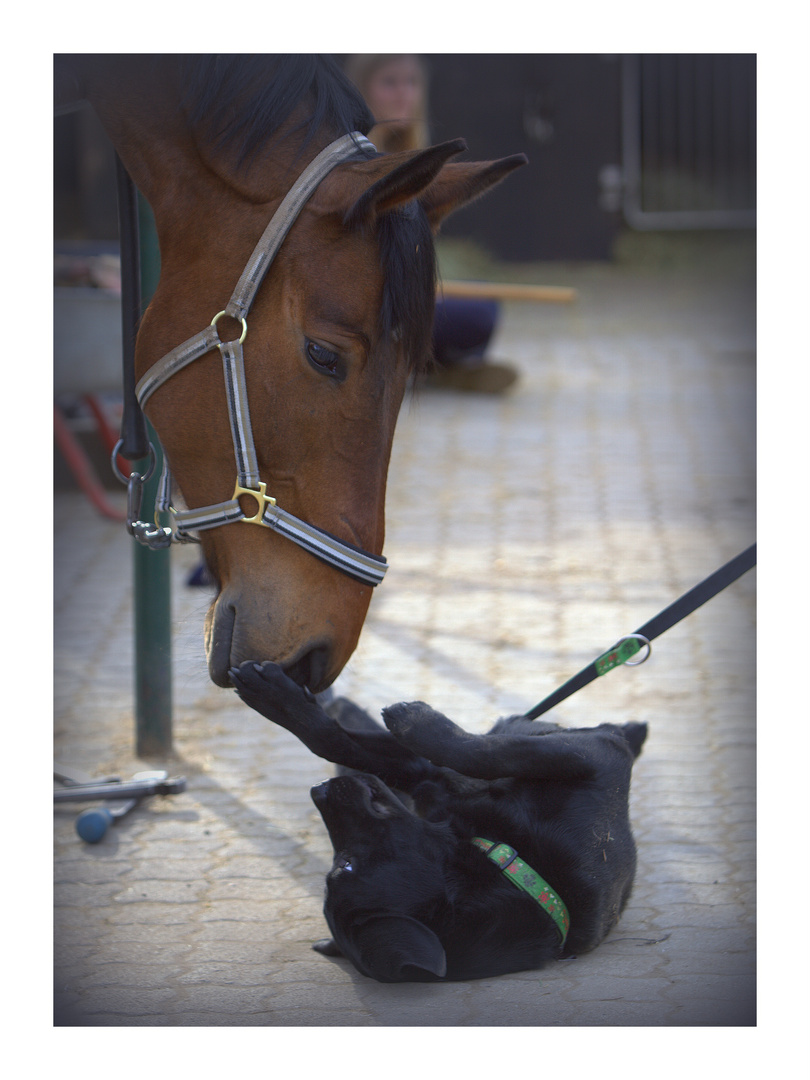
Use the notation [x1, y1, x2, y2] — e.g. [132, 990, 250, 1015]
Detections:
[54, 775, 185, 802]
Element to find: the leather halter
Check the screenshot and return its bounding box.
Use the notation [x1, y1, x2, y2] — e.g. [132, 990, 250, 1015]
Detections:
[132, 132, 388, 587]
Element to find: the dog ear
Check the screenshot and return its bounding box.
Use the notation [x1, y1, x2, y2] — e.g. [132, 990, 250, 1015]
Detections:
[312, 937, 344, 957]
[349, 914, 447, 982]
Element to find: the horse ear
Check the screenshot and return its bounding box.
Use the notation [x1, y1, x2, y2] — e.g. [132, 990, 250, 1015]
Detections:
[418, 154, 528, 232]
[347, 914, 447, 982]
[344, 139, 468, 230]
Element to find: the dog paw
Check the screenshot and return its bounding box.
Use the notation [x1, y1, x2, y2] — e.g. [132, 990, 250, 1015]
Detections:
[229, 660, 312, 720]
[383, 702, 464, 761]
[381, 701, 426, 736]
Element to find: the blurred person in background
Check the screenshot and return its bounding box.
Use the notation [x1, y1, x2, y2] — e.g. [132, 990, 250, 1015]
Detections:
[344, 54, 518, 394]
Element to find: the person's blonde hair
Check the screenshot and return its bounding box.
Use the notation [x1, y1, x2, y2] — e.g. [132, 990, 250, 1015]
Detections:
[343, 54, 430, 153]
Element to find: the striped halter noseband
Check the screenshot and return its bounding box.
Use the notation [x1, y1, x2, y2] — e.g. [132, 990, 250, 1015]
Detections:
[122, 132, 388, 588]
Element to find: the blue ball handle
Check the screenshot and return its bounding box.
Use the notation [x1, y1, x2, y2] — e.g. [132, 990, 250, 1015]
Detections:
[75, 807, 114, 843]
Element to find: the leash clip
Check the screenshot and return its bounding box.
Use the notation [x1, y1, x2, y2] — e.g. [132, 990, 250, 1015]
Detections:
[618, 634, 652, 666]
[594, 634, 651, 676]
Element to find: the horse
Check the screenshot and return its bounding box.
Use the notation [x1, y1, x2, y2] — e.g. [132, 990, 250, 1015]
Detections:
[54, 54, 526, 692]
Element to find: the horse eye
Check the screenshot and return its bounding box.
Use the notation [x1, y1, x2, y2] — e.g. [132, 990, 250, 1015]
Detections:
[306, 339, 341, 377]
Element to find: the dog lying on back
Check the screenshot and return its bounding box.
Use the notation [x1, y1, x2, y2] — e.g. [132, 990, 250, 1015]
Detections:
[230, 661, 647, 983]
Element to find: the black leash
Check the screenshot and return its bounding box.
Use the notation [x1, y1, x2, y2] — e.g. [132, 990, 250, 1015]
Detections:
[526, 543, 756, 720]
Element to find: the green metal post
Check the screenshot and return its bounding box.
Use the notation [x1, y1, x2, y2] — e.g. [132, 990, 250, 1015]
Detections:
[133, 194, 173, 758]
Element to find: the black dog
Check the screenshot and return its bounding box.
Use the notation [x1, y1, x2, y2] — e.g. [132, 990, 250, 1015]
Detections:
[230, 661, 647, 983]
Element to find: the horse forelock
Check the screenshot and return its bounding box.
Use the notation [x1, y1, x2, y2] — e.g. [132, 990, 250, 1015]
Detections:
[376, 205, 437, 376]
[178, 54, 434, 373]
[180, 54, 374, 166]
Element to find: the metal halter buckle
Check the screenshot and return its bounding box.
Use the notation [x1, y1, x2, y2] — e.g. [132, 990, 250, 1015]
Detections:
[232, 479, 277, 525]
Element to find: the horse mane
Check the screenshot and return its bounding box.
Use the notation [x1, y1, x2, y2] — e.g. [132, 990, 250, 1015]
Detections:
[181, 54, 435, 374]
[181, 54, 374, 166]
[377, 208, 436, 375]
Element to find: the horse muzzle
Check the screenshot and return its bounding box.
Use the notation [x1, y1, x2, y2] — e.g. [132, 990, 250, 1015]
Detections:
[203, 584, 359, 693]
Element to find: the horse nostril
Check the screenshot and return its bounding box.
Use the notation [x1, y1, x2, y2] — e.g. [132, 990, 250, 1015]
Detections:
[284, 644, 332, 693]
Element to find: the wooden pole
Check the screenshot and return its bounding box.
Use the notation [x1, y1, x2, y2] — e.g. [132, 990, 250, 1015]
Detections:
[438, 280, 577, 304]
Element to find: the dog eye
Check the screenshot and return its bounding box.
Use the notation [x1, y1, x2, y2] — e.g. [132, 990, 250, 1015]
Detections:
[334, 855, 353, 873]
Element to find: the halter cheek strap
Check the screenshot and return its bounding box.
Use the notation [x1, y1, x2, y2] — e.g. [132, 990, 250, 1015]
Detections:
[471, 836, 570, 945]
[131, 132, 388, 588]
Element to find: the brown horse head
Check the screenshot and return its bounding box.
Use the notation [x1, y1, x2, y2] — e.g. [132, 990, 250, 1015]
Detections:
[56, 55, 526, 691]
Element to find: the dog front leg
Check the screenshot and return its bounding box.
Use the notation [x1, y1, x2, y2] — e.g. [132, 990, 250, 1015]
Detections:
[230, 662, 430, 786]
[383, 701, 597, 781]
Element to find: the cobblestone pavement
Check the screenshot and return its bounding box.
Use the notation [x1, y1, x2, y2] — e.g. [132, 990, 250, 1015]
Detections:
[54, 241, 757, 1030]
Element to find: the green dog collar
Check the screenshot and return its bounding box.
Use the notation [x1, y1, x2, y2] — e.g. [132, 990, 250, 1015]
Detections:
[471, 836, 570, 945]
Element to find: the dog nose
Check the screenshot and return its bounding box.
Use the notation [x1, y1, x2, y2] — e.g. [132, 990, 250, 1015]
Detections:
[311, 780, 330, 807]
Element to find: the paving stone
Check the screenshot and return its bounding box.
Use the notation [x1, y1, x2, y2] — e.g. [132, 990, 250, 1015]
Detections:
[58, 986, 179, 1017]
[54, 241, 756, 1027]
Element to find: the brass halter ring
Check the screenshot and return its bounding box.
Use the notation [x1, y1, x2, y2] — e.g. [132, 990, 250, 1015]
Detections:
[211, 310, 248, 344]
